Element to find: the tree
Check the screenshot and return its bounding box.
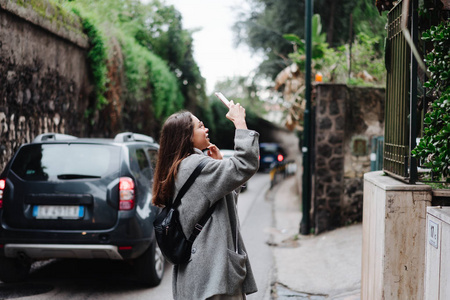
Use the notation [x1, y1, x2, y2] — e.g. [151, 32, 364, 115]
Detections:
[233, 0, 306, 79]
[129, 2, 208, 113]
[214, 76, 264, 114]
[233, 0, 387, 79]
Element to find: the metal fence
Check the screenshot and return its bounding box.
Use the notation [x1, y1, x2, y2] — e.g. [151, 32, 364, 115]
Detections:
[383, 0, 419, 183]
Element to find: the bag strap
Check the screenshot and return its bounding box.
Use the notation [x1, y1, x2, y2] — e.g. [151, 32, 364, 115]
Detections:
[171, 159, 208, 208]
[188, 202, 217, 242]
[170, 159, 217, 243]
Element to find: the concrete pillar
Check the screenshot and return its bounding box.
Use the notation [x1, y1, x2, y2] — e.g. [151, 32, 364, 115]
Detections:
[362, 171, 432, 299]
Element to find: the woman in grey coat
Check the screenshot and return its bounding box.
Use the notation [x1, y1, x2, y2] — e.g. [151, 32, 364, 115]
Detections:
[152, 102, 259, 300]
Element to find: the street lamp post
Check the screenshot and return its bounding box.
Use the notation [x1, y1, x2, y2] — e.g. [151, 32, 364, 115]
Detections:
[300, 0, 313, 235]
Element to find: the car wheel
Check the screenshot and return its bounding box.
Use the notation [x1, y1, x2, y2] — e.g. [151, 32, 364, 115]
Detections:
[0, 256, 31, 283]
[133, 241, 165, 287]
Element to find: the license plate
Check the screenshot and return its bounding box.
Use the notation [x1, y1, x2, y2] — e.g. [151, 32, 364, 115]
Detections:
[33, 205, 84, 219]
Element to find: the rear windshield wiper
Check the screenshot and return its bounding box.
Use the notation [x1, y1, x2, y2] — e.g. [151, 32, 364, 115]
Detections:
[57, 174, 101, 179]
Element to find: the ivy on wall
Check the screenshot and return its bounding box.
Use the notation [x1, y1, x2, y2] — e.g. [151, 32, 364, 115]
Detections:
[119, 32, 184, 119]
[62, 0, 185, 129]
[71, 8, 108, 113]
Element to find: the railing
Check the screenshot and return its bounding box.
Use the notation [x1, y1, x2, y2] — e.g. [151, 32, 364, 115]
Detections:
[383, 0, 419, 183]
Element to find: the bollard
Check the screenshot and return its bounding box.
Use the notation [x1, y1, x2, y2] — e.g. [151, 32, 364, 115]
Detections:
[270, 168, 276, 189]
[269, 161, 296, 189]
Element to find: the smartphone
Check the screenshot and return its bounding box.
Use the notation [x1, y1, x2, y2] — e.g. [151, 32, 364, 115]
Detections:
[214, 92, 231, 107]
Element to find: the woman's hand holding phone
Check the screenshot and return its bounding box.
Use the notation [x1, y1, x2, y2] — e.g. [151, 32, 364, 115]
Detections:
[215, 92, 247, 129]
[226, 102, 247, 130]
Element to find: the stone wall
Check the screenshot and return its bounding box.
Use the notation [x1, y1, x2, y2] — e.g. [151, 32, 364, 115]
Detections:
[0, 0, 92, 171]
[312, 84, 385, 233]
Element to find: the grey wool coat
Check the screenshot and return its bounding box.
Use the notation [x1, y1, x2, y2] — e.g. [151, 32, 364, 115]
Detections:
[172, 129, 260, 300]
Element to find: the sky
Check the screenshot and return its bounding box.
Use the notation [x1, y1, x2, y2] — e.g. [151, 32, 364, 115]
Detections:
[163, 0, 262, 94]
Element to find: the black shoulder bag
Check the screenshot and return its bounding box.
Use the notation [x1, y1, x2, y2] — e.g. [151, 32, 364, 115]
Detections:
[153, 160, 217, 265]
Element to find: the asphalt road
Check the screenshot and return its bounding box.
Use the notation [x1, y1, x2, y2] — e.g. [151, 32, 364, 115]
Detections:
[0, 172, 273, 300]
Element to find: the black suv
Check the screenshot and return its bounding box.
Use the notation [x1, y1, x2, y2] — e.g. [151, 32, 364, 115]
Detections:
[259, 143, 286, 172]
[0, 132, 164, 286]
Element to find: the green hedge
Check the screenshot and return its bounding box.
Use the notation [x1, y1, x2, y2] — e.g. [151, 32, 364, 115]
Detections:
[64, 0, 184, 126]
[412, 20, 450, 182]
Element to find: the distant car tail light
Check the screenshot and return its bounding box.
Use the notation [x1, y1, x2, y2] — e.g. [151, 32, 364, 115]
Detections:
[277, 154, 284, 162]
[119, 177, 135, 210]
[0, 179, 5, 209]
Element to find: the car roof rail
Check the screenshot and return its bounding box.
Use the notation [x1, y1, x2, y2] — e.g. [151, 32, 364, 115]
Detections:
[114, 132, 134, 142]
[114, 132, 155, 144]
[133, 133, 155, 144]
[33, 133, 78, 143]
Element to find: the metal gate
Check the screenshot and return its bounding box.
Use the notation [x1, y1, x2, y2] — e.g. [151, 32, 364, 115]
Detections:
[383, 0, 418, 183]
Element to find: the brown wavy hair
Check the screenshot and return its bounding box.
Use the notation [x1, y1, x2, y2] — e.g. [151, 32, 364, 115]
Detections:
[152, 111, 195, 207]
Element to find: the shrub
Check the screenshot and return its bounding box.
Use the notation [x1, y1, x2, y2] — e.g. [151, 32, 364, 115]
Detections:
[412, 20, 450, 182]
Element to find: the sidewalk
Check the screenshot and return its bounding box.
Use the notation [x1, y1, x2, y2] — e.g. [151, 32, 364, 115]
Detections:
[268, 175, 362, 300]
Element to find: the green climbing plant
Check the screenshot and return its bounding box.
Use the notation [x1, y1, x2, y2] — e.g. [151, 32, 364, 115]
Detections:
[74, 10, 109, 110]
[412, 20, 450, 182]
[63, 0, 187, 125]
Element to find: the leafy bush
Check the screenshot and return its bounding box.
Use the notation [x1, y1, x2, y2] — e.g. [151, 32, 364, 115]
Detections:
[118, 32, 184, 119]
[412, 20, 450, 181]
[284, 15, 385, 86]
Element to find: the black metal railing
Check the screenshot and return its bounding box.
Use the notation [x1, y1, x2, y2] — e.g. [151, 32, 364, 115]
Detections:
[383, 0, 419, 183]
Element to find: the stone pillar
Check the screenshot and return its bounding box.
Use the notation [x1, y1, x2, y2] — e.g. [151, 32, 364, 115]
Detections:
[313, 84, 347, 233]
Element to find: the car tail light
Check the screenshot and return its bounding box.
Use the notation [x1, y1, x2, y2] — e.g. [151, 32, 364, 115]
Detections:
[0, 179, 5, 209]
[277, 154, 284, 162]
[119, 177, 135, 210]
[119, 246, 132, 251]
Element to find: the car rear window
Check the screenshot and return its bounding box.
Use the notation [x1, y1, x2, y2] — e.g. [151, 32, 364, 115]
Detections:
[260, 145, 279, 155]
[11, 144, 121, 181]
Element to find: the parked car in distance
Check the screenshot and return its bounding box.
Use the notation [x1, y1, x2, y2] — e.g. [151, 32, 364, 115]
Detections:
[259, 143, 286, 172]
[0, 132, 164, 286]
